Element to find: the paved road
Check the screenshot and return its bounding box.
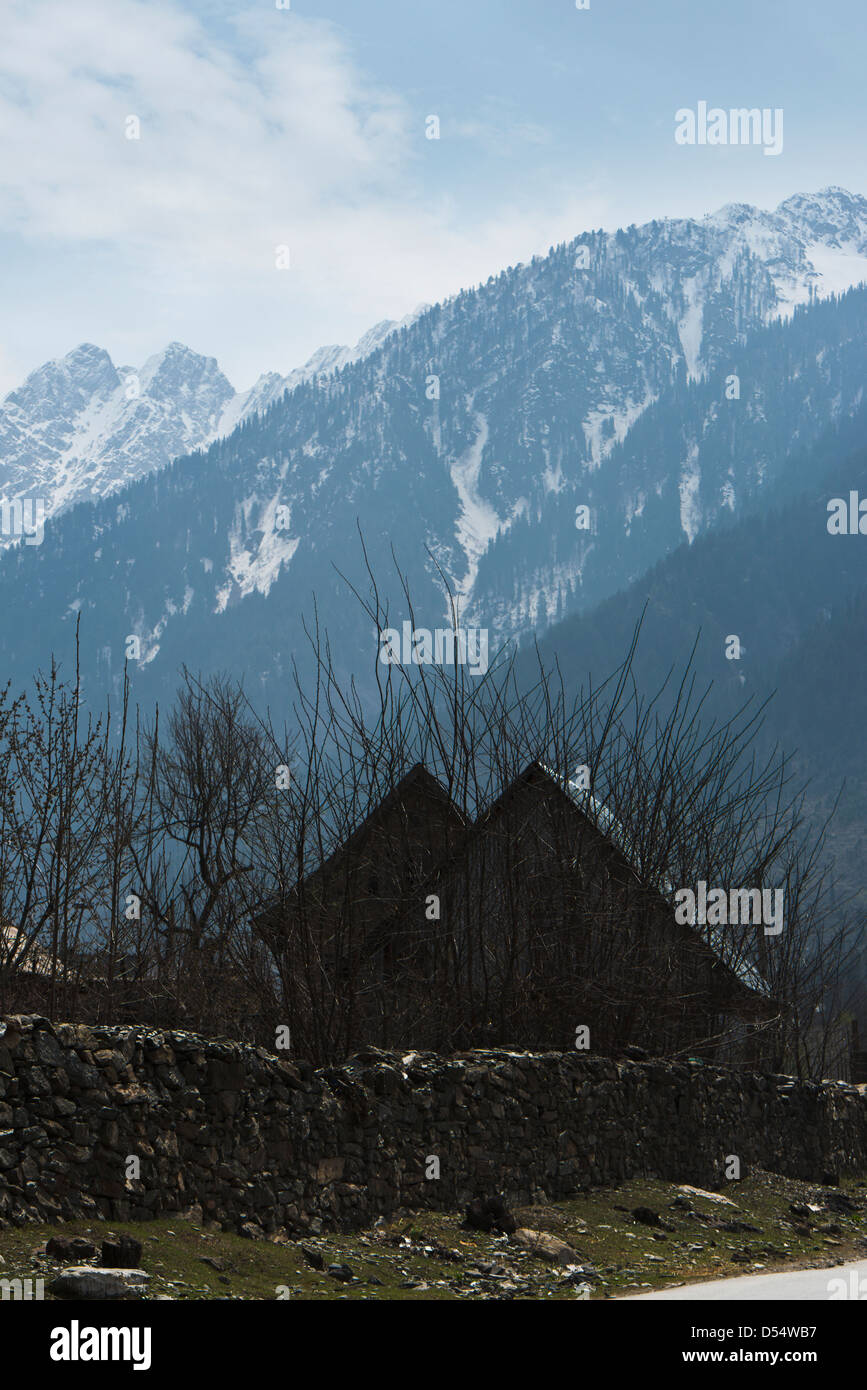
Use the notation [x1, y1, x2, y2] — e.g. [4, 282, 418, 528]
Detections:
[618, 1259, 867, 1300]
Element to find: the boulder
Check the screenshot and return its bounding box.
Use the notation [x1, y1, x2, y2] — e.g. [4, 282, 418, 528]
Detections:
[49, 1266, 150, 1300]
[101, 1234, 143, 1268]
[632, 1206, 662, 1227]
[512, 1228, 581, 1265]
[822, 1191, 860, 1214]
[33, 1033, 66, 1069]
[46, 1236, 98, 1263]
[463, 1195, 517, 1235]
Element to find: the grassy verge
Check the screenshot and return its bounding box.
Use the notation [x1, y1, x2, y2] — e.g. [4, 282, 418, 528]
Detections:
[1, 1169, 865, 1300]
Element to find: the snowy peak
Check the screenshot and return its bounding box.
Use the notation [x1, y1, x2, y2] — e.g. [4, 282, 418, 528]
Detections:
[775, 186, 867, 242]
[214, 311, 426, 438]
[4, 186, 866, 580]
[0, 341, 237, 532]
[556, 187, 867, 394]
[4, 343, 119, 422]
[0, 313, 424, 541]
[135, 342, 232, 407]
[701, 186, 867, 314]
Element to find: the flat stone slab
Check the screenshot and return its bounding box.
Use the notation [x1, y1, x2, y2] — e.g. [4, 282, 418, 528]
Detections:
[677, 1185, 738, 1207]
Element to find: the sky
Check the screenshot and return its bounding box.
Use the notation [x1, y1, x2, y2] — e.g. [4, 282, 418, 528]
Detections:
[1, 0, 866, 395]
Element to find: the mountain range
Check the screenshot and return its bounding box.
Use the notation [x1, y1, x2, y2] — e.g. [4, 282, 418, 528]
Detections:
[1, 186, 866, 726]
[0, 315, 422, 533]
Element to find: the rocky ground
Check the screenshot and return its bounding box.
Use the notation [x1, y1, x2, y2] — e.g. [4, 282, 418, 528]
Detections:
[1, 1168, 866, 1300]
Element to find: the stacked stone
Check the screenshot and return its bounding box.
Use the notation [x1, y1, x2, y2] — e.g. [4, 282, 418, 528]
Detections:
[0, 1016, 864, 1234]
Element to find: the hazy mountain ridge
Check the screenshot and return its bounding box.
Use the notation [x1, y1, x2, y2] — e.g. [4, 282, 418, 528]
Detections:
[515, 410, 867, 948]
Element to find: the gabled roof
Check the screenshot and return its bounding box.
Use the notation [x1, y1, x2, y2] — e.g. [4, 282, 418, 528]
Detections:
[464, 760, 772, 1007]
[256, 758, 775, 1013]
[544, 762, 773, 1002]
[255, 763, 466, 927]
[307, 762, 465, 877]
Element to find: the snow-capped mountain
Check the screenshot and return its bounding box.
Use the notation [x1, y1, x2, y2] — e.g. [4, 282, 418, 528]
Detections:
[0, 343, 234, 531]
[212, 313, 423, 440]
[0, 315, 422, 540]
[2, 187, 867, 711]
[707, 187, 867, 323]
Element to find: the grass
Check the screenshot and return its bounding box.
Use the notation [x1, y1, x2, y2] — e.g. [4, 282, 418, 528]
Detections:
[1, 1169, 865, 1300]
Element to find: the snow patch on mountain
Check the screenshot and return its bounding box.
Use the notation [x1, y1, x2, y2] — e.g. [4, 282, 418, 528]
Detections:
[541, 446, 564, 495]
[679, 445, 702, 543]
[624, 491, 647, 532]
[678, 277, 704, 380]
[582, 395, 654, 469]
[804, 241, 867, 295]
[215, 493, 300, 612]
[449, 411, 502, 602]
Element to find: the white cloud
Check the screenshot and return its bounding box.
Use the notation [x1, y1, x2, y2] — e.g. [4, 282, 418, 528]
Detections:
[0, 1, 411, 260]
[0, 0, 607, 389]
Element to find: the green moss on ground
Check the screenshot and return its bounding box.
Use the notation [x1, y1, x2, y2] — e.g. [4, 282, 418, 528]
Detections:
[1, 1169, 865, 1300]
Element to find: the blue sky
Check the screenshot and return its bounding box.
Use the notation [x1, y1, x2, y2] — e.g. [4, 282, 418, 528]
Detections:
[1, 0, 865, 393]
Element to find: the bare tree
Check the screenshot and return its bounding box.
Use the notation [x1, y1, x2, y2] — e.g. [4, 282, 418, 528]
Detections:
[0, 557, 859, 1079]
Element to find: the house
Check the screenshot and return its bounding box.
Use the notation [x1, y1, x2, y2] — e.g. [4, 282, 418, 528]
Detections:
[0, 923, 116, 1019]
[0, 922, 69, 1014]
[0, 923, 57, 979]
[255, 761, 778, 1064]
[254, 764, 467, 1057]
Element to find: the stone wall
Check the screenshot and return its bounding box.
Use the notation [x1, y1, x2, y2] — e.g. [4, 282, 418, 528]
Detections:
[1, 1014, 865, 1234]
